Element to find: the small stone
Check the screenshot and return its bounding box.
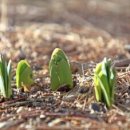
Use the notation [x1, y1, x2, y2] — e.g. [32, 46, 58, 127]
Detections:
[17, 107, 24, 113]
[89, 102, 107, 113]
[89, 103, 100, 113]
[40, 114, 45, 119]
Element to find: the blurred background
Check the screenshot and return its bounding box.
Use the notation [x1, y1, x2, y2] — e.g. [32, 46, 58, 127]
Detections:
[0, 0, 130, 40]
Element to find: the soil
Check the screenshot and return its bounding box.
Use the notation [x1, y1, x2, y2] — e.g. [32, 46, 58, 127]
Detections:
[0, 0, 130, 130]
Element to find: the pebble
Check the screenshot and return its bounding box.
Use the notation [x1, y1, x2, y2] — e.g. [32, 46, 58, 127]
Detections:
[89, 102, 107, 113]
[17, 107, 24, 113]
[89, 103, 100, 113]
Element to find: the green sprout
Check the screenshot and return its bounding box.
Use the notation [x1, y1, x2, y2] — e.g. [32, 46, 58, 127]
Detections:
[16, 60, 34, 92]
[94, 58, 116, 108]
[49, 48, 73, 91]
[0, 54, 12, 98]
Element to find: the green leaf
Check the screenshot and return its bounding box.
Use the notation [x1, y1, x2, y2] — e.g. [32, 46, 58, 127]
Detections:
[7, 60, 12, 98]
[49, 63, 60, 91]
[95, 73, 111, 107]
[57, 57, 73, 89]
[0, 54, 12, 98]
[16, 60, 34, 92]
[49, 48, 73, 91]
[94, 63, 102, 101]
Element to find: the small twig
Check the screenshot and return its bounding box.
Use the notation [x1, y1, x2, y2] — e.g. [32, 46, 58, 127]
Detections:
[117, 71, 130, 78]
[0, 97, 27, 104]
[0, 119, 25, 130]
[115, 67, 127, 71]
[116, 103, 130, 112]
[114, 59, 130, 67]
[0, 100, 32, 109]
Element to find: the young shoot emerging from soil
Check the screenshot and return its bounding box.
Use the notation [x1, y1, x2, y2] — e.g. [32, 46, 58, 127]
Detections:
[0, 54, 12, 98]
[49, 48, 73, 91]
[16, 60, 34, 92]
[94, 58, 116, 108]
